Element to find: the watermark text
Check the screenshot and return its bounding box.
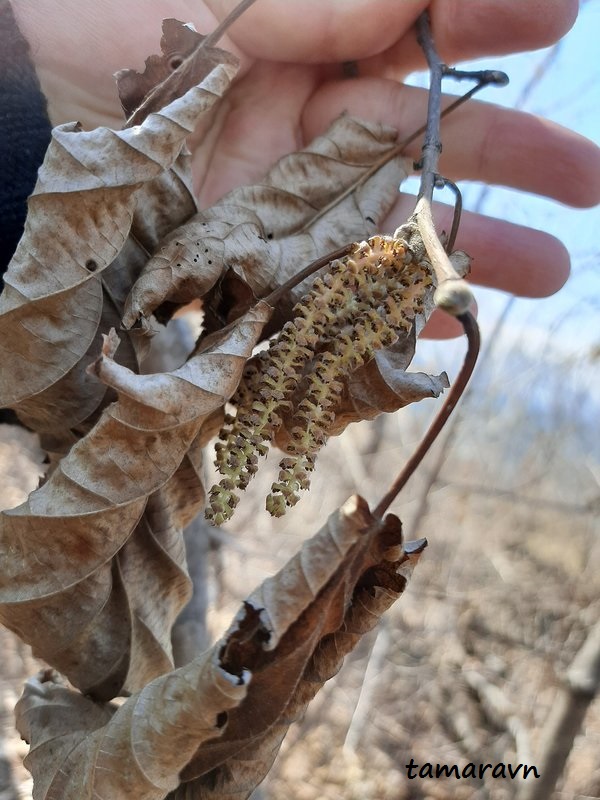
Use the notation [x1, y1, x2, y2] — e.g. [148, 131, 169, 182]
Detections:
[405, 759, 540, 781]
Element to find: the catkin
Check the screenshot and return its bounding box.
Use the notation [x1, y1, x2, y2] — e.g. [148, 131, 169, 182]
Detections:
[206, 235, 432, 524]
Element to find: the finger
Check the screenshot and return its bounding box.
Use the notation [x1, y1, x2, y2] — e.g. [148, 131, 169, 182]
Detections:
[429, 0, 578, 62]
[211, 0, 428, 62]
[421, 305, 478, 339]
[14, 0, 225, 128]
[302, 79, 600, 209]
[215, 0, 576, 67]
[394, 204, 570, 339]
[439, 206, 571, 298]
[363, 0, 578, 77]
[382, 194, 571, 298]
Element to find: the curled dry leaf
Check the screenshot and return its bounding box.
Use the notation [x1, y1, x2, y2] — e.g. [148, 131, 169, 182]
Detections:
[173, 528, 426, 800]
[0, 43, 245, 700]
[123, 116, 411, 330]
[117, 17, 238, 127]
[0, 56, 238, 430]
[0, 303, 271, 699]
[16, 655, 247, 800]
[15, 495, 425, 800]
[338, 363, 450, 431]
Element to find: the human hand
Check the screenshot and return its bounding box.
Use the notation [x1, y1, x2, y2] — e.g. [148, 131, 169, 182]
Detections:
[14, 0, 600, 336]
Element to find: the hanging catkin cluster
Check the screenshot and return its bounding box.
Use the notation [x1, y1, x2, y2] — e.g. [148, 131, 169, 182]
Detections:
[206, 235, 433, 524]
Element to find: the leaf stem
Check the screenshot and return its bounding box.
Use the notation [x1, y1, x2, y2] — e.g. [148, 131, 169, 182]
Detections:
[295, 72, 507, 238]
[373, 310, 480, 519]
[263, 244, 354, 307]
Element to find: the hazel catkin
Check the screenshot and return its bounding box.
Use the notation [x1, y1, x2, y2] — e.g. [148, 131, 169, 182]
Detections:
[206, 235, 433, 524]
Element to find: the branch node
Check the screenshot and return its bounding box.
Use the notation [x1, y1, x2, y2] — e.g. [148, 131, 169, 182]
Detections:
[486, 69, 510, 87]
[434, 278, 473, 316]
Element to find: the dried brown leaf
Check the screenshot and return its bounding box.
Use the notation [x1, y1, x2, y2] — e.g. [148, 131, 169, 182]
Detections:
[180, 496, 420, 783]
[117, 18, 238, 125]
[0, 57, 237, 428]
[123, 116, 411, 330]
[320, 248, 470, 434]
[15, 653, 247, 800]
[15, 495, 424, 800]
[335, 358, 449, 432]
[0, 303, 271, 698]
[173, 546, 424, 799]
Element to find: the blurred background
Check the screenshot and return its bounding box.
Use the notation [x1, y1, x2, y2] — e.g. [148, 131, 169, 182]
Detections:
[1, 2, 598, 798]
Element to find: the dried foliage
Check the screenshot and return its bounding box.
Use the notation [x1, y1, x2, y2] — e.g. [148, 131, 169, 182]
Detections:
[15, 497, 424, 799]
[0, 7, 476, 799]
[0, 45, 237, 447]
[0, 302, 270, 699]
[122, 113, 411, 333]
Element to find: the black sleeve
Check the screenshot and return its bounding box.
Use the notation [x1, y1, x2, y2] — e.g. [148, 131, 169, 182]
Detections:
[0, 0, 52, 282]
[0, 2, 52, 423]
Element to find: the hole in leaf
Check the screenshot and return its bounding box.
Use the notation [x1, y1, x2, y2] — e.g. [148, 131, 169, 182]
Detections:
[216, 711, 228, 727]
[169, 56, 183, 70]
[85, 259, 98, 272]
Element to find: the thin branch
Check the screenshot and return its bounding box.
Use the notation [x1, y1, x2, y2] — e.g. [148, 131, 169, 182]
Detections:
[443, 67, 508, 87]
[413, 194, 473, 313]
[435, 175, 462, 253]
[463, 668, 532, 765]
[518, 619, 600, 800]
[202, 0, 260, 49]
[263, 243, 354, 307]
[373, 311, 480, 519]
[415, 12, 443, 207]
[171, 516, 213, 667]
[402, 13, 507, 316]
[407, 13, 471, 315]
[343, 622, 390, 755]
[427, 479, 595, 516]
